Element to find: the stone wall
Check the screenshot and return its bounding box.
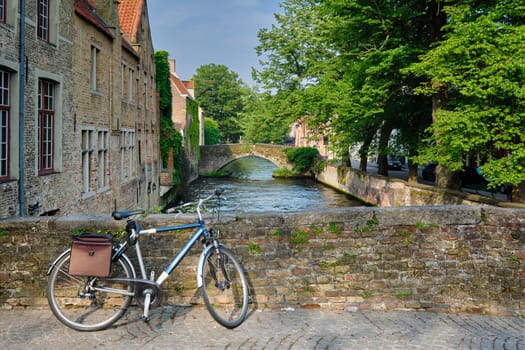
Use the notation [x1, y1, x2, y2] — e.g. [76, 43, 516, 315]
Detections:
[1, 206, 524, 316]
[316, 164, 515, 207]
[199, 144, 293, 173]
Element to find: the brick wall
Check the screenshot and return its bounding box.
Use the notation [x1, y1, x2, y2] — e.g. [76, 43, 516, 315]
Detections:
[1, 206, 524, 316]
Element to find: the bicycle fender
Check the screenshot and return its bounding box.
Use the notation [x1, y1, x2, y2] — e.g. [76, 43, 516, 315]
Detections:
[196, 243, 226, 288]
[47, 248, 71, 275]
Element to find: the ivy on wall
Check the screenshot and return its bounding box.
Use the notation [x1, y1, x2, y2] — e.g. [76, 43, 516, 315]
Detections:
[186, 98, 200, 158]
[160, 118, 183, 186]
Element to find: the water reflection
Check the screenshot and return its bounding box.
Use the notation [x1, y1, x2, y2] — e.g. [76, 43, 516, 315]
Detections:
[184, 156, 363, 213]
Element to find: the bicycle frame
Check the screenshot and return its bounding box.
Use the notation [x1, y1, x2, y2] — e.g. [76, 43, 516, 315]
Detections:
[134, 220, 211, 286]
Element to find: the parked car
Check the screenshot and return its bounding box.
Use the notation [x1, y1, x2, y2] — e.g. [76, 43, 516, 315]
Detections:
[421, 163, 437, 181]
[387, 158, 403, 170]
[421, 163, 512, 195]
[459, 166, 489, 188]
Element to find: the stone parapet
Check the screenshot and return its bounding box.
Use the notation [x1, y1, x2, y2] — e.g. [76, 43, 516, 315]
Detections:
[0, 206, 524, 316]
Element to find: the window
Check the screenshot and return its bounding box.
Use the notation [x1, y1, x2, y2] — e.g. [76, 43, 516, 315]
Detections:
[91, 46, 100, 91]
[97, 130, 108, 189]
[0, 0, 6, 23]
[120, 129, 135, 181]
[128, 67, 134, 101]
[143, 72, 147, 108]
[38, 79, 55, 174]
[81, 129, 94, 194]
[37, 0, 50, 42]
[0, 69, 10, 179]
[121, 63, 126, 97]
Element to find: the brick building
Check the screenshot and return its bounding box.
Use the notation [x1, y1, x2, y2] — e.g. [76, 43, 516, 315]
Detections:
[168, 58, 202, 182]
[0, 0, 159, 219]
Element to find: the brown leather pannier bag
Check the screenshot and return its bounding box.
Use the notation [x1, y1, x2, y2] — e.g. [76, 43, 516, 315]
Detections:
[69, 234, 113, 277]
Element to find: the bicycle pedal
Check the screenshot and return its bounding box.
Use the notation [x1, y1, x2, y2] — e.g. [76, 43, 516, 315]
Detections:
[141, 315, 150, 322]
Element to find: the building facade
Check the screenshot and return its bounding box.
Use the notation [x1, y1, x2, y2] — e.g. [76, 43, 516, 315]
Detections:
[0, 0, 159, 219]
[169, 58, 202, 183]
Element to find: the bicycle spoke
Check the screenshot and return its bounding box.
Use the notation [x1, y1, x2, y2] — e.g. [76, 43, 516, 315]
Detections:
[201, 246, 248, 328]
[47, 252, 134, 331]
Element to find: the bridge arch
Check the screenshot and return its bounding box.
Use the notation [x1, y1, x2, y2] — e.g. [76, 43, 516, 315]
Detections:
[198, 144, 293, 174]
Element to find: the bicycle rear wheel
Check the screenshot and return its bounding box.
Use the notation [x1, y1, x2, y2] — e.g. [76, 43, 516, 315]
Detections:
[201, 245, 248, 328]
[47, 250, 135, 331]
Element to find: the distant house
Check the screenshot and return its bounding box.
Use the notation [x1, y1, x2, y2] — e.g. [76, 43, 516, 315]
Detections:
[291, 117, 334, 159]
[0, 0, 159, 218]
[168, 58, 203, 183]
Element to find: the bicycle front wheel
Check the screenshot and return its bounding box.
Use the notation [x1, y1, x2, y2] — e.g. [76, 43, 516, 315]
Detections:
[47, 250, 135, 331]
[201, 245, 249, 328]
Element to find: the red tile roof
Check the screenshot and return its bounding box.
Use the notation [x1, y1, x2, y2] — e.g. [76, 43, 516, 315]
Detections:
[171, 73, 191, 97]
[118, 0, 144, 43]
[74, 0, 114, 39]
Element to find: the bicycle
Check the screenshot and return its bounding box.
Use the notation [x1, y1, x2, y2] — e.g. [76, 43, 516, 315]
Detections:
[47, 189, 249, 331]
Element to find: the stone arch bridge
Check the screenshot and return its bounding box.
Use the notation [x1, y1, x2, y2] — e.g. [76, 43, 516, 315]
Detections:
[199, 144, 293, 174]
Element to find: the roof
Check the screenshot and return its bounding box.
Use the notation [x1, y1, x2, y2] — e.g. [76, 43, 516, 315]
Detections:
[118, 0, 144, 43]
[74, 0, 114, 39]
[171, 73, 192, 98]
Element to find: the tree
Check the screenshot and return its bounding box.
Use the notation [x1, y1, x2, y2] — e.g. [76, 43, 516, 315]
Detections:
[255, 0, 438, 174]
[193, 64, 246, 143]
[408, 1, 525, 199]
[240, 90, 293, 144]
[204, 117, 220, 145]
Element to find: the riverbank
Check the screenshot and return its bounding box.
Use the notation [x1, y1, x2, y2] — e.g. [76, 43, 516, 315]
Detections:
[315, 163, 518, 207]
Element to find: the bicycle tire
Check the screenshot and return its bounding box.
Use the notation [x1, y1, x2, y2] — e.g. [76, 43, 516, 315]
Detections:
[47, 250, 135, 331]
[200, 245, 249, 328]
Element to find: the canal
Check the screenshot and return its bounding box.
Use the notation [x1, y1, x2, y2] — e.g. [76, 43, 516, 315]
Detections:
[183, 156, 364, 213]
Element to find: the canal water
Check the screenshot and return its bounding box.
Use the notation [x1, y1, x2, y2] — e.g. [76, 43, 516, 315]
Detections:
[183, 156, 363, 213]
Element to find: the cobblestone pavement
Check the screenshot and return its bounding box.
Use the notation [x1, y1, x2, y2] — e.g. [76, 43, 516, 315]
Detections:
[1, 306, 524, 350]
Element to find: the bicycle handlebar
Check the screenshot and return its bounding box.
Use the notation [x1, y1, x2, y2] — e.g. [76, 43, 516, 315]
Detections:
[165, 189, 224, 215]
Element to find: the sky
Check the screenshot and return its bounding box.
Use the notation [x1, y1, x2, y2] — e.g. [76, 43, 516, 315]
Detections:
[147, 0, 282, 86]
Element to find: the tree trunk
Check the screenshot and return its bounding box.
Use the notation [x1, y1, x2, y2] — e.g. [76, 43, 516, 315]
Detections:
[359, 136, 373, 171]
[407, 161, 418, 183]
[342, 153, 351, 167]
[377, 125, 393, 176]
[512, 182, 525, 203]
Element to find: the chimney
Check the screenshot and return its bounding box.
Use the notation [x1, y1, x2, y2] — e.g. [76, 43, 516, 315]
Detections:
[169, 59, 176, 74]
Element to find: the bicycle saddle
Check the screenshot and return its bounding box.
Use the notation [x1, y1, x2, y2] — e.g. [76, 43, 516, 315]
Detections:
[111, 209, 145, 220]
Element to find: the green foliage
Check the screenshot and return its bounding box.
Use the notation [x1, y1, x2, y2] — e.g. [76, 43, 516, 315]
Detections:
[204, 117, 221, 145]
[154, 51, 172, 119]
[240, 91, 294, 144]
[272, 168, 294, 177]
[186, 99, 200, 156]
[284, 147, 319, 174]
[290, 228, 309, 245]
[254, 0, 436, 166]
[328, 222, 341, 235]
[160, 118, 183, 186]
[354, 213, 379, 234]
[193, 64, 246, 143]
[406, 1, 525, 190]
[248, 242, 262, 255]
[273, 229, 283, 237]
[150, 205, 163, 214]
[200, 170, 231, 177]
[396, 290, 414, 299]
